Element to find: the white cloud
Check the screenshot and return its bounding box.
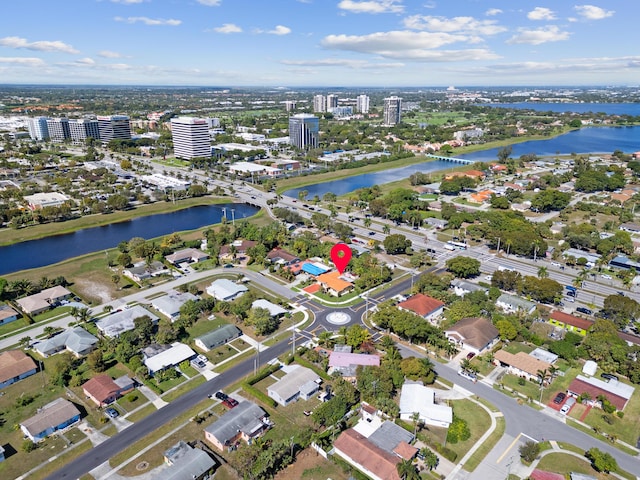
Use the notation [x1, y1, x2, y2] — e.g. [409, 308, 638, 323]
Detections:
[98, 50, 124, 58]
[75, 57, 96, 65]
[338, 0, 404, 14]
[574, 5, 614, 20]
[114, 16, 181, 26]
[322, 31, 499, 61]
[485, 8, 502, 16]
[267, 25, 291, 35]
[0, 57, 45, 66]
[0, 36, 79, 54]
[197, 0, 222, 5]
[527, 7, 556, 21]
[281, 58, 404, 69]
[110, 0, 146, 4]
[507, 26, 570, 45]
[213, 23, 242, 34]
[403, 15, 507, 36]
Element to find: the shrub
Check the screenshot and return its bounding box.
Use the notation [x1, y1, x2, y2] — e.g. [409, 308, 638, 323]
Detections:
[22, 440, 37, 452]
[519, 440, 540, 463]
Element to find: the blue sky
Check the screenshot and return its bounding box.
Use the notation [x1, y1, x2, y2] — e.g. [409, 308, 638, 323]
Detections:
[0, 0, 636, 86]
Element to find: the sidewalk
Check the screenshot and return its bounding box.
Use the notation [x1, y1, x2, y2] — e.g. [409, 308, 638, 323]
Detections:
[138, 384, 168, 409]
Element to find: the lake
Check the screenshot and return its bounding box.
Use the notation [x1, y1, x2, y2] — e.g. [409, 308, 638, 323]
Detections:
[0, 203, 259, 275]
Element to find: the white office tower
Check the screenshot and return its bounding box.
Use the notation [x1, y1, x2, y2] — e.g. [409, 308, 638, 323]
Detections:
[97, 115, 131, 142]
[69, 119, 100, 143]
[383, 96, 402, 125]
[284, 100, 297, 112]
[27, 117, 49, 141]
[170, 117, 211, 160]
[326, 94, 339, 111]
[45, 118, 70, 141]
[313, 95, 326, 113]
[356, 94, 370, 113]
[289, 114, 319, 149]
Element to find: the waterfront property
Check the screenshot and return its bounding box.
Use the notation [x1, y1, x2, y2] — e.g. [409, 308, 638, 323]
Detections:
[0, 350, 38, 389]
[194, 324, 242, 352]
[204, 401, 271, 451]
[16, 286, 73, 316]
[32, 326, 98, 358]
[165, 247, 209, 265]
[267, 365, 320, 406]
[20, 398, 81, 442]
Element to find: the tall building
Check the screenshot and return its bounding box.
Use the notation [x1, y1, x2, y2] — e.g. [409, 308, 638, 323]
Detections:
[27, 117, 49, 141]
[313, 95, 326, 113]
[97, 115, 131, 143]
[284, 100, 297, 112]
[383, 96, 402, 125]
[45, 118, 70, 142]
[170, 117, 211, 160]
[69, 119, 100, 143]
[326, 94, 339, 111]
[356, 94, 370, 114]
[289, 114, 319, 149]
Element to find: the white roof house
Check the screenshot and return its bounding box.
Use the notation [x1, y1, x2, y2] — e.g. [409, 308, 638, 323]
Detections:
[252, 299, 287, 317]
[206, 279, 248, 301]
[144, 342, 196, 375]
[267, 366, 320, 406]
[151, 290, 198, 320]
[399, 382, 452, 428]
[96, 305, 159, 338]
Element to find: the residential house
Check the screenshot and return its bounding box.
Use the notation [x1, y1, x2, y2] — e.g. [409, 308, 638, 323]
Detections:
[33, 327, 98, 358]
[619, 222, 640, 234]
[609, 254, 640, 270]
[445, 317, 499, 355]
[204, 401, 270, 451]
[0, 445, 4, 462]
[96, 305, 159, 338]
[123, 261, 169, 283]
[0, 350, 37, 389]
[82, 374, 135, 407]
[444, 170, 485, 181]
[451, 279, 488, 297]
[316, 270, 354, 297]
[562, 248, 600, 266]
[20, 398, 81, 442]
[397, 293, 445, 323]
[151, 290, 198, 320]
[496, 294, 536, 315]
[206, 279, 248, 301]
[219, 240, 257, 262]
[328, 351, 380, 379]
[251, 299, 287, 317]
[0, 304, 19, 325]
[333, 429, 401, 480]
[367, 421, 417, 461]
[144, 342, 197, 375]
[162, 441, 217, 480]
[494, 350, 551, 382]
[469, 189, 493, 204]
[423, 217, 448, 229]
[548, 311, 594, 336]
[267, 366, 320, 406]
[165, 248, 209, 265]
[567, 375, 635, 411]
[194, 324, 242, 352]
[16, 286, 72, 316]
[399, 382, 452, 428]
[529, 348, 558, 365]
[266, 247, 300, 266]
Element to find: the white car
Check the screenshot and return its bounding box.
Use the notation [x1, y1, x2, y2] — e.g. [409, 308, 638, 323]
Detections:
[601, 274, 612, 280]
[560, 397, 576, 414]
[551, 262, 561, 267]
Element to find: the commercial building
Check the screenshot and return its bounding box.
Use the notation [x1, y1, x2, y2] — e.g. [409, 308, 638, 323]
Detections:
[170, 117, 211, 160]
[97, 115, 131, 142]
[0, 350, 37, 389]
[23, 192, 71, 210]
[27, 116, 49, 140]
[313, 94, 326, 113]
[141, 173, 191, 191]
[69, 118, 100, 143]
[383, 96, 402, 125]
[21, 398, 81, 442]
[45, 117, 70, 141]
[356, 94, 370, 113]
[288, 114, 319, 149]
[326, 94, 339, 110]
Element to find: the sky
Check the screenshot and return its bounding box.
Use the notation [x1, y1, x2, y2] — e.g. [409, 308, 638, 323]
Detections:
[0, 0, 637, 87]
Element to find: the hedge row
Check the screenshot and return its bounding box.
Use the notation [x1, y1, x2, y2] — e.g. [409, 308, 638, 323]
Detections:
[242, 382, 278, 408]
[246, 363, 282, 386]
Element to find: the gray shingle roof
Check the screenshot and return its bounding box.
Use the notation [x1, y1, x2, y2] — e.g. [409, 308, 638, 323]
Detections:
[204, 401, 267, 446]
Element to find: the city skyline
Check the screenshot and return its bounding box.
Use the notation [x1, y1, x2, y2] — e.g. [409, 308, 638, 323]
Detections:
[0, 0, 636, 87]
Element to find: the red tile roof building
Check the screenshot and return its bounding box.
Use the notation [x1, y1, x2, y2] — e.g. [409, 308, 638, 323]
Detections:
[398, 294, 445, 322]
[333, 429, 401, 480]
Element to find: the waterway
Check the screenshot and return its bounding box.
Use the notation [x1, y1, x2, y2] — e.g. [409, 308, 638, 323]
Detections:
[285, 125, 640, 199]
[487, 102, 640, 116]
[0, 203, 258, 275]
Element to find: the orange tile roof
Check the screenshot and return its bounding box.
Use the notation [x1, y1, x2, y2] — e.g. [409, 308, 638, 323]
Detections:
[334, 429, 401, 480]
[317, 270, 353, 293]
[398, 293, 444, 317]
[82, 375, 120, 404]
[393, 441, 418, 460]
[550, 311, 594, 331]
[494, 350, 551, 377]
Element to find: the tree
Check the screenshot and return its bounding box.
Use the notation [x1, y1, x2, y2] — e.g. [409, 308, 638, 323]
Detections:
[421, 448, 439, 471]
[537, 266, 549, 279]
[383, 234, 412, 254]
[586, 447, 618, 473]
[111, 274, 121, 290]
[396, 459, 419, 480]
[43, 326, 56, 338]
[518, 440, 540, 463]
[445, 256, 481, 278]
[87, 349, 106, 372]
[495, 319, 518, 341]
[345, 324, 371, 350]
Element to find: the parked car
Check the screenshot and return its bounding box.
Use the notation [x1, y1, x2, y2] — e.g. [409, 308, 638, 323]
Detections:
[565, 296, 575, 303]
[223, 397, 239, 408]
[105, 408, 119, 418]
[214, 391, 228, 401]
[560, 397, 576, 414]
[553, 392, 566, 404]
[466, 352, 476, 360]
[457, 369, 477, 382]
[601, 373, 619, 382]
[576, 307, 593, 315]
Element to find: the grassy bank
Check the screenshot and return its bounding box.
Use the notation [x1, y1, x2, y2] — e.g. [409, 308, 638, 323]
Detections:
[0, 195, 232, 247]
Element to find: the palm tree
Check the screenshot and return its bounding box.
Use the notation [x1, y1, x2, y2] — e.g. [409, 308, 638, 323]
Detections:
[383, 224, 390, 234]
[537, 368, 550, 403]
[43, 326, 56, 338]
[317, 331, 334, 347]
[363, 218, 372, 228]
[537, 266, 549, 279]
[77, 307, 92, 325]
[396, 459, 419, 480]
[411, 411, 421, 437]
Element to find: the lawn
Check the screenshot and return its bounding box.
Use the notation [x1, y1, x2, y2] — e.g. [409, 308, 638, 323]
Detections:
[536, 453, 615, 479]
[464, 416, 506, 472]
[162, 376, 207, 402]
[445, 399, 492, 461]
[501, 374, 542, 401]
[146, 374, 185, 394]
[0, 316, 36, 339]
[126, 404, 157, 423]
[187, 316, 230, 339]
[117, 392, 147, 414]
[501, 342, 534, 355]
[206, 343, 241, 365]
[229, 337, 250, 350]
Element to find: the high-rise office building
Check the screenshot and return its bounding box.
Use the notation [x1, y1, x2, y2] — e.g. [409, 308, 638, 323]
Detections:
[284, 100, 297, 112]
[27, 117, 49, 141]
[289, 114, 319, 149]
[69, 119, 100, 143]
[383, 96, 402, 125]
[97, 115, 131, 143]
[326, 94, 339, 111]
[46, 118, 70, 142]
[356, 94, 370, 114]
[313, 95, 326, 113]
[170, 117, 211, 160]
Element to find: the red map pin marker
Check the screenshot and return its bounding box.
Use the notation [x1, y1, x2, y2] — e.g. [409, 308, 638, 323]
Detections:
[331, 243, 352, 274]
